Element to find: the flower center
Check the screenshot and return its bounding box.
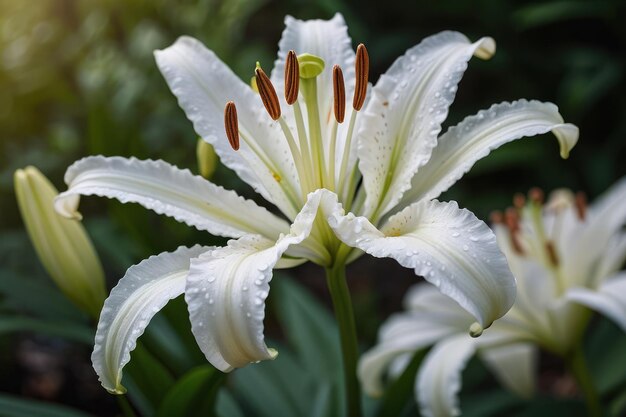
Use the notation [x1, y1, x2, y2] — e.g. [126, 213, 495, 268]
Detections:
[223, 45, 370, 212]
[498, 188, 588, 295]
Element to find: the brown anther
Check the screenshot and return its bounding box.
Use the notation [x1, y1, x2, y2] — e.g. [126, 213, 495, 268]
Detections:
[224, 101, 240, 151]
[284, 50, 299, 105]
[575, 191, 587, 221]
[504, 207, 524, 254]
[545, 241, 560, 266]
[504, 207, 520, 231]
[255, 67, 281, 120]
[353, 43, 369, 111]
[489, 210, 504, 224]
[333, 65, 346, 123]
[529, 187, 544, 205]
[513, 193, 526, 210]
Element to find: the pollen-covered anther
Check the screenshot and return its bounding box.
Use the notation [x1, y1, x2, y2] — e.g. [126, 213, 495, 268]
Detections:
[255, 66, 281, 120]
[528, 187, 544, 205]
[224, 101, 240, 151]
[333, 65, 346, 123]
[353, 43, 369, 111]
[545, 241, 560, 266]
[575, 191, 587, 220]
[284, 50, 299, 105]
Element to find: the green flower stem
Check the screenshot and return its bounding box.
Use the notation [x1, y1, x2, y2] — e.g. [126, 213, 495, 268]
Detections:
[568, 345, 601, 417]
[116, 395, 137, 417]
[325, 261, 362, 417]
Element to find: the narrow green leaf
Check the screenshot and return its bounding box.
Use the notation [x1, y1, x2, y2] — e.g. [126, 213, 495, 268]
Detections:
[123, 342, 176, 415]
[232, 343, 315, 417]
[216, 390, 245, 417]
[375, 349, 426, 417]
[0, 393, 94, 417]
[272, 274, 342, 381]
[0, 315, 94, 344]
[156, 365, 224, 417]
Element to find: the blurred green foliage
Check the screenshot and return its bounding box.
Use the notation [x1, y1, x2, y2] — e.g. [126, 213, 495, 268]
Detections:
[1, 0, 625, 416]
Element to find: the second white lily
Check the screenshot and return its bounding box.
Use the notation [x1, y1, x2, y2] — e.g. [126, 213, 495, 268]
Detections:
[359, 179, 626, 417]
[54, 14, 577, 399]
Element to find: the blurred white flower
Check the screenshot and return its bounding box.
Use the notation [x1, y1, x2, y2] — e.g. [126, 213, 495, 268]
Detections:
[359, 178, 626, 417]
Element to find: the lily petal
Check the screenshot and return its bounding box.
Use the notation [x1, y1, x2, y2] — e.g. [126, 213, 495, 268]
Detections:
[329, 199, 516, 327]
[417, 335, 476, 417]
[398, 100, 579, 207]
[480, 343, 537, 398]
[155, 36, 301, 218]
[185, 190, 339, 371]
[358, 284, 472, 396]
[566, 273, 626, 333]
[92, 245, 209, 394]
[55, 156, 290, 240]
[565, 177, 626, 286]
[358, 31, 496, 220]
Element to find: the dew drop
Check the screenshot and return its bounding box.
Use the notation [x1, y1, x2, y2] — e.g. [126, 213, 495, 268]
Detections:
[463, 245, 469, 251]
[452, 232, 460, 237]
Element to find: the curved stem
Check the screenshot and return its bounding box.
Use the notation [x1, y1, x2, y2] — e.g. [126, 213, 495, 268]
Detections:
[567, 345, 601, 417]
[325, 261, 362, 417]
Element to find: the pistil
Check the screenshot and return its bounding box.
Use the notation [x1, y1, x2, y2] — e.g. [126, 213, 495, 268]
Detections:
[299, 53, 327, 189]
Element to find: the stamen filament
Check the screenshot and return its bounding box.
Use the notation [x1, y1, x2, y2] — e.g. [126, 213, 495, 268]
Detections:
[338, 110, 358, 201]
[237, 129, 301, 216]
[278, 117, 310, 200]
[292, 101, 315, 194]
[328, 121, 338, 191]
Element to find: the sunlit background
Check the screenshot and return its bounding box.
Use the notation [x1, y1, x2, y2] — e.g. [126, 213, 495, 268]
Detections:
[1, 0, 625, 416]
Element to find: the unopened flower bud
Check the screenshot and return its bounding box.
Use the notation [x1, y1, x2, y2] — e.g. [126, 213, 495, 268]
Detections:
[14, 166, 106, 318]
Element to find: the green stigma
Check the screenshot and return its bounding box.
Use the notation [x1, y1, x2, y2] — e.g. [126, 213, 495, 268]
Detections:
[298, 53, 325, 79]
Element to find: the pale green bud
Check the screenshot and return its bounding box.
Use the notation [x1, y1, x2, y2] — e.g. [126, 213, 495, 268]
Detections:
[14, 166, 106, 318]
[196, 139, 218, 179]
[297, 53, 325, 79]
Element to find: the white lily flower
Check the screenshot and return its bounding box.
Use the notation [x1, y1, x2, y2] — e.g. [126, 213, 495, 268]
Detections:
[54, 14, 578, 394]
[359, 178, 626, 417]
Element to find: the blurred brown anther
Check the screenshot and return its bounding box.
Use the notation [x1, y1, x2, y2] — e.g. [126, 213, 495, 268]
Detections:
[353, 43, 369, 111]
[284, 50, 300, 105]
[333, 65, 346, 123]
[489, 210, 504, 225]
[504, 207, 524, 254]
[255, 66, 281, 120]
[575, 191, 587, 221]
[224, 101, 240, 151]
[513, 192, 526, 210]
[545, 241, 560, 266]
